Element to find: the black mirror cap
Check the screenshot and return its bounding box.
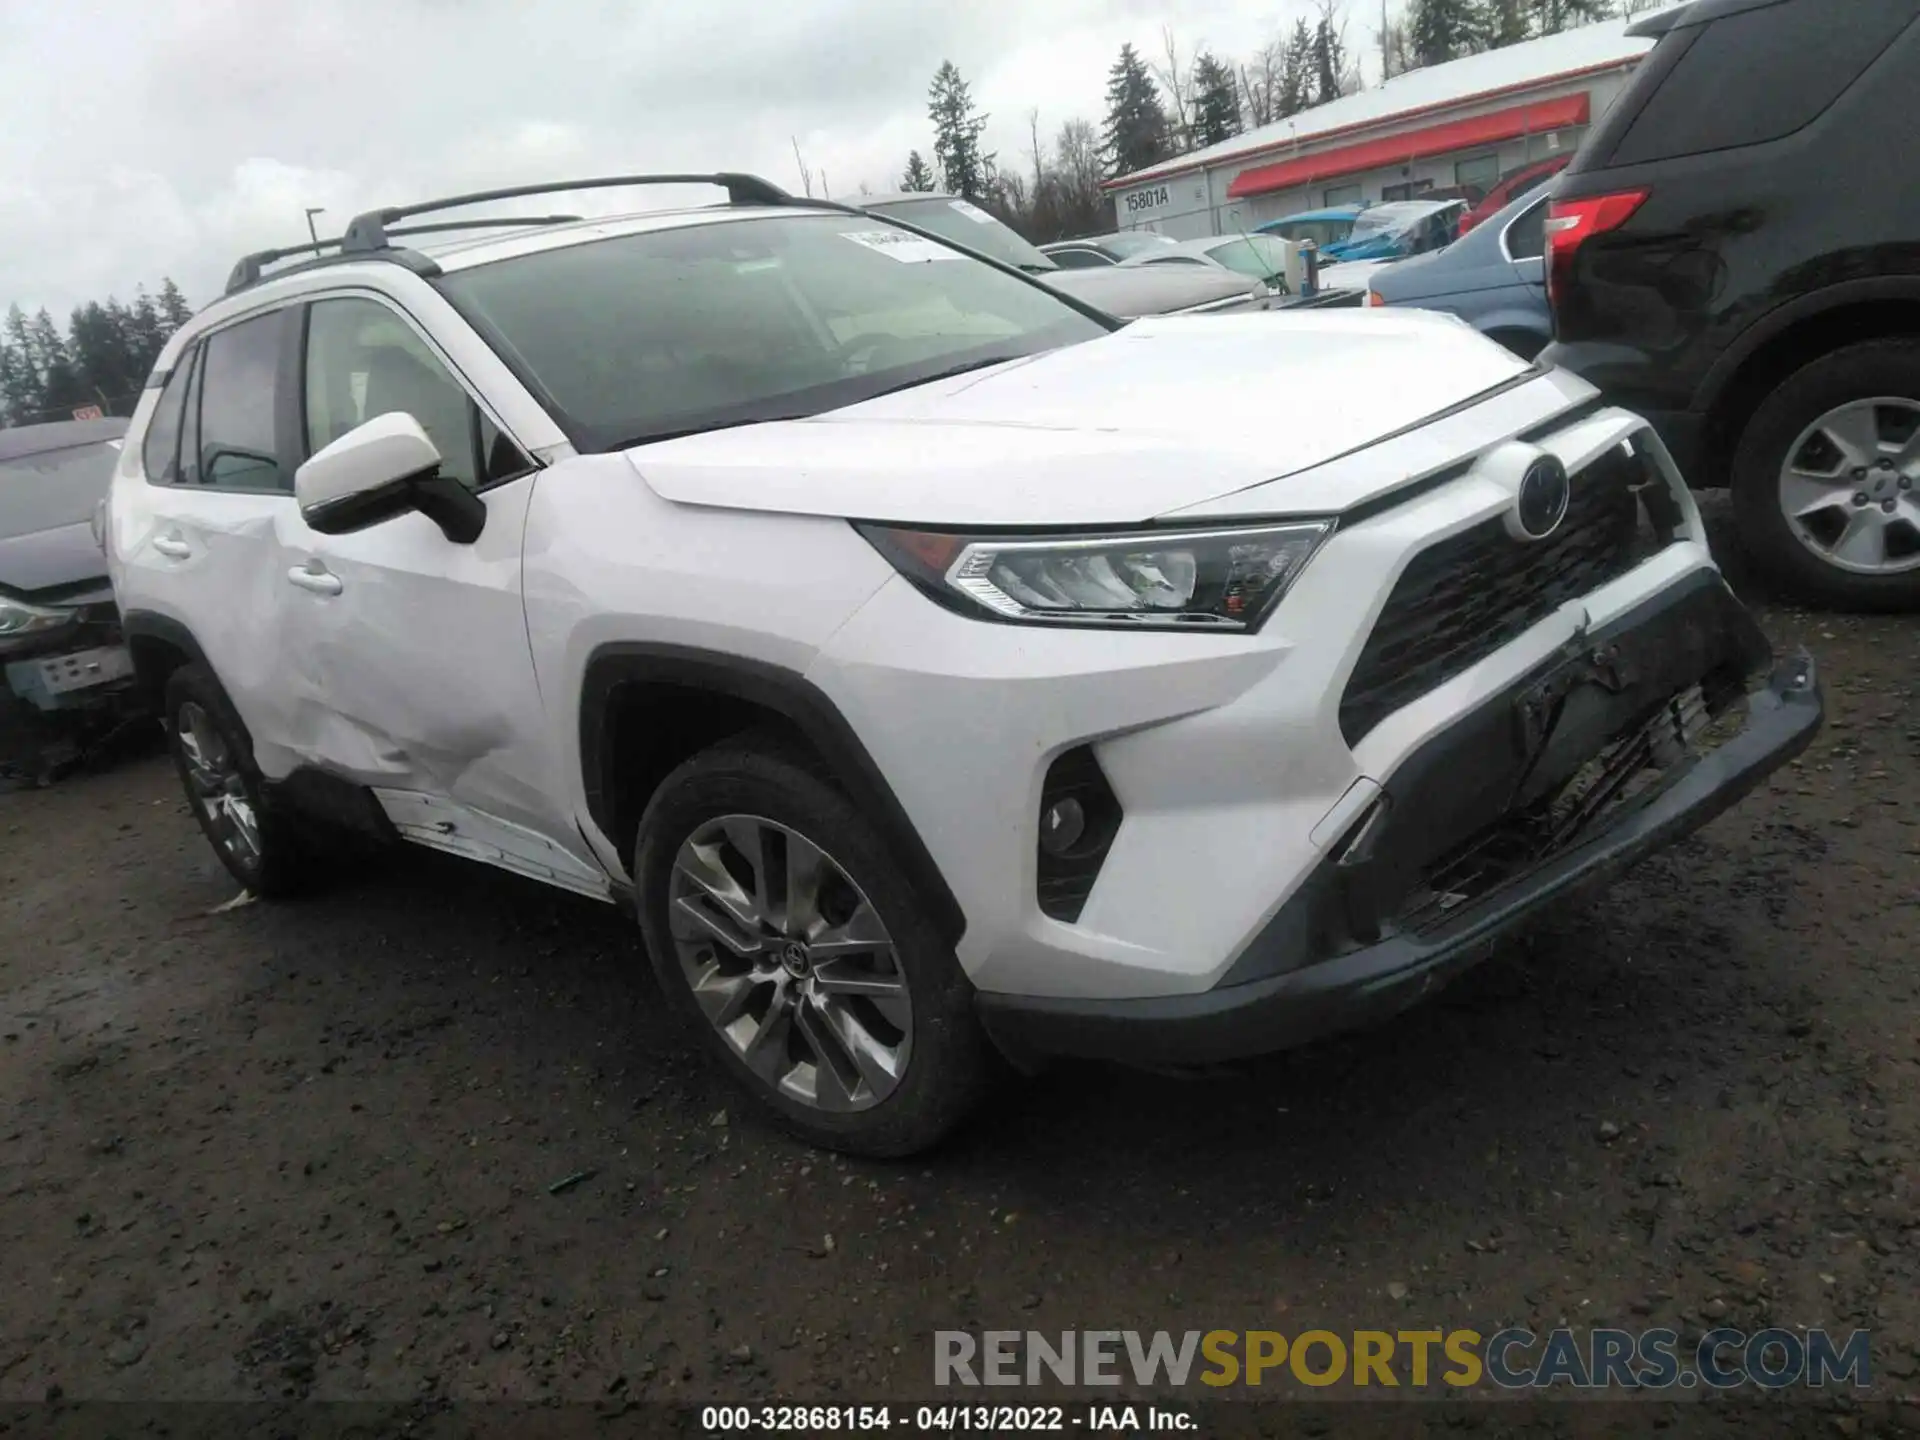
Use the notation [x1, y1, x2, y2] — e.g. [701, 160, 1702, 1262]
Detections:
[301, 467, 486, 545]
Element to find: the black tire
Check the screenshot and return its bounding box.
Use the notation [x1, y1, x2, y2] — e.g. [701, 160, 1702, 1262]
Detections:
[633, 732, 998, 1157]
[1730, 339, 1920, 612]
[162, 663, 309, 897]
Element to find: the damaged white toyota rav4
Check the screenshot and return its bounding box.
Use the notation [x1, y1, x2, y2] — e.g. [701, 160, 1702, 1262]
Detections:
[107, 174, 1821, 1155]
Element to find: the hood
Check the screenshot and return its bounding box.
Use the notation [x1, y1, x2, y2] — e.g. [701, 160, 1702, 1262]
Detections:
[0, 521, 111, 598]
[1038, 264, 1259, 318]
[630, 310, 1530, 527]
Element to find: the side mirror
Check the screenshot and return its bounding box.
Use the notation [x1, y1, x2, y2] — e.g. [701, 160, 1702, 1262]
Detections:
[294, 412, 485, 544]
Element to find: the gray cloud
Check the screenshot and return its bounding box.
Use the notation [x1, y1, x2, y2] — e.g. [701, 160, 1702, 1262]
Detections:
[1, 0, 1318, 317]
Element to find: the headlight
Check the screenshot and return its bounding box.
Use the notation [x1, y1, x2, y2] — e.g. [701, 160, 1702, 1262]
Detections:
[0, 595, 76, 647]
[858, 520, 1332, 631]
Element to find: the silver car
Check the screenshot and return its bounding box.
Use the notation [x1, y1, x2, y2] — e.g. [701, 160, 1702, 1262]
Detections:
[860, 194, 1264, 319]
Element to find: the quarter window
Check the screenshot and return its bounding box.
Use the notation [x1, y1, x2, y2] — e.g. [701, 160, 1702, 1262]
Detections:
[1504, 199, 1548, 261]
[140, 352, 195, 484]
[1610, 0, 1916, 165]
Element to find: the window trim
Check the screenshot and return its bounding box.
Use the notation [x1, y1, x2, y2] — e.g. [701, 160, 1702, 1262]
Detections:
[297, 286, 538, 494]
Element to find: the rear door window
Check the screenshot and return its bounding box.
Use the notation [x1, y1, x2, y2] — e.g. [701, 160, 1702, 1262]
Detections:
[195, 310, 290, 492]
[1609, 0, 1918, 166]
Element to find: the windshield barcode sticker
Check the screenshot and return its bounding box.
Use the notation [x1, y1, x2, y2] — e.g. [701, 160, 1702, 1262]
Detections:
[839, 229, 960, 264]
[949, 200, 996, 225]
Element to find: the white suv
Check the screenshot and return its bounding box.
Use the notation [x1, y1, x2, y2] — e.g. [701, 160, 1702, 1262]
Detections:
[106, 174, 1822, 1155]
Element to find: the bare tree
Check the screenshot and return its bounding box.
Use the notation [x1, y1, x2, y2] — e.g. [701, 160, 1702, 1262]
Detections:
[1237, 37, 1284, 128]
[1151, 27, 1197, 154]
[790, 137, 815, 198]
[1376, 0, 1415, 79]
[1028, 107, 1045, 199]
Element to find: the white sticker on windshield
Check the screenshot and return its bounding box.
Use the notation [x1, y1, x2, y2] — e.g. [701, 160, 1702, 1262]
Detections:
[948, 199, 996, 224]
[839, 229, 960, 264]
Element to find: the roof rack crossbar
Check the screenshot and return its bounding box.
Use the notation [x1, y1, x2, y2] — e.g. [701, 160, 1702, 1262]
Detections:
[340, 173, 792, 252]
[223, 215, 588, 295]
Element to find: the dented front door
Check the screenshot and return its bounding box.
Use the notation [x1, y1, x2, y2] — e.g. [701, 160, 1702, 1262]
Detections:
[275, 473, 599, 888]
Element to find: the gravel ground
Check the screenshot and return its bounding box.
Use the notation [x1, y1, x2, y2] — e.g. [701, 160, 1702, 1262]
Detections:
[2, 546, 1916, 1431]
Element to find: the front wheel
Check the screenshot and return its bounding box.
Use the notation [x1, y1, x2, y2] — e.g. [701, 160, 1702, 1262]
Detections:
[163, 663, 308, 896]
[1730, 340, 1920, 611]
[633, 735, 997, 1156]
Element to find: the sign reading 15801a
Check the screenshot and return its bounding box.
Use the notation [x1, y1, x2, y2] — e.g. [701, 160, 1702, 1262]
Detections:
[1123, 184, 1173, 216]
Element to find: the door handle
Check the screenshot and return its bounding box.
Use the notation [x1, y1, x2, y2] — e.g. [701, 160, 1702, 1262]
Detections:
[152, 533, 191, 560]
[286, 562, 344, 597]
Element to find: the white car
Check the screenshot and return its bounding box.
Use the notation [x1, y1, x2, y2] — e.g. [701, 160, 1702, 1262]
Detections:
[106, 173, 1822, 1155]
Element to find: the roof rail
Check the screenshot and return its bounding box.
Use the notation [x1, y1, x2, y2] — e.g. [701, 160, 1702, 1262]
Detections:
[340, 173, 793, 253]
[224, 214, 588, 295]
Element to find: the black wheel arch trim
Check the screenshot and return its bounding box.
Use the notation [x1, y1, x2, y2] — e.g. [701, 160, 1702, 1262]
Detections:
[1697, 275, 1920, 419]
[121, 609, 212, 700]
[578, 641, 967, 947]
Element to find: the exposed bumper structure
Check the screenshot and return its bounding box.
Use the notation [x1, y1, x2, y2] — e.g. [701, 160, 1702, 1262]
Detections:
[975, 575, 1822, 1067]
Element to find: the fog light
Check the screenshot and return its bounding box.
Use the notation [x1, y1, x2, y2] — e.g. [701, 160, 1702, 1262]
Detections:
[1036, 747, 1122, 923]
[1039, 797, 1087, 856]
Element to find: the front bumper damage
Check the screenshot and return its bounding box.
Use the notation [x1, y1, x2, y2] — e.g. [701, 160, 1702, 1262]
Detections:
[976, 572, 1822, 1066]
[1, 606, 147, 786]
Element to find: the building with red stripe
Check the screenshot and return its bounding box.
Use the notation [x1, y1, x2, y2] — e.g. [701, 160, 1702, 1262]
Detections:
[1103, 14, 1663, 239]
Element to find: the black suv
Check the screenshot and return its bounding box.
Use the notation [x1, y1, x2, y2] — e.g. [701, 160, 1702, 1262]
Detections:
[1541, 0, 1920, 610]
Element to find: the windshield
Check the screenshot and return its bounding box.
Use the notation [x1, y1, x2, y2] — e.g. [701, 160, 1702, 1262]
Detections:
[1348, 204, 1443, 239]
[436, 213, 1106, 451]
[1101, 233, 1177, 260]
[1266, 217, 1353, 248]
[1203, 235, 1292, 278]
[862, 197, 1058, 272]
[0, 441, 121, 540]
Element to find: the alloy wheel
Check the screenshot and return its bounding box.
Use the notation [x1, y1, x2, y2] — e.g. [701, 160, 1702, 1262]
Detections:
[1777, 397, 1920, 575]
[666, 814, 912, 1113]
[175, 700, 263, 869]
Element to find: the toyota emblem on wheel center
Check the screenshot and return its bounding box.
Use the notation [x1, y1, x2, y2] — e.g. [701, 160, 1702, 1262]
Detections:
[1510, 455, 1571, 542]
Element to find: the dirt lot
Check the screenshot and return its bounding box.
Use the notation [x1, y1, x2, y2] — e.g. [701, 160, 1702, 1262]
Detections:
[2, 543, 1916, 1430]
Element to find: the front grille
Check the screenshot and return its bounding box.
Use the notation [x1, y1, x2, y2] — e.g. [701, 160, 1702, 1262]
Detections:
[1394, 681, 1745, 935]
[1340, 444, 1673, 745]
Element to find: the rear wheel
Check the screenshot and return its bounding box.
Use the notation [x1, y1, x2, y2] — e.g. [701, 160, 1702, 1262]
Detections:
[164, 664, 308, 896]
[1731, 340, 1920, 611]
[634, 734, 996, 1156]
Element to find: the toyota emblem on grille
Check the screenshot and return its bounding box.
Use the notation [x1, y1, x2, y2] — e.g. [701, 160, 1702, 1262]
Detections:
[1508, 455, 1571, 543]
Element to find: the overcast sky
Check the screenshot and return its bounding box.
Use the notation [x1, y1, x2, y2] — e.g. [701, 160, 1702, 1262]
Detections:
[0, 0, 1347, 320]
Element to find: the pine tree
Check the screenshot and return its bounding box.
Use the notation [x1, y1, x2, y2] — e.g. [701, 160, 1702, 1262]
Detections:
[1411, 0, 1483, 65]
[0, 306, 35, 424]
[1313, 11, 1351, 105]
[157, 278, 193, 332]
[1481, 0, 1531, 47]
[128, 288, 166, 379]
[1279, 19, 1317, 117]
[28, 308, 86, 415]
[901, 150, 937, 192]
[928, 62, 994, 201]
[1191, 53, 1242, 147]
[1532, 0, 1609, 33]
[1101, 44, 1170, 177]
